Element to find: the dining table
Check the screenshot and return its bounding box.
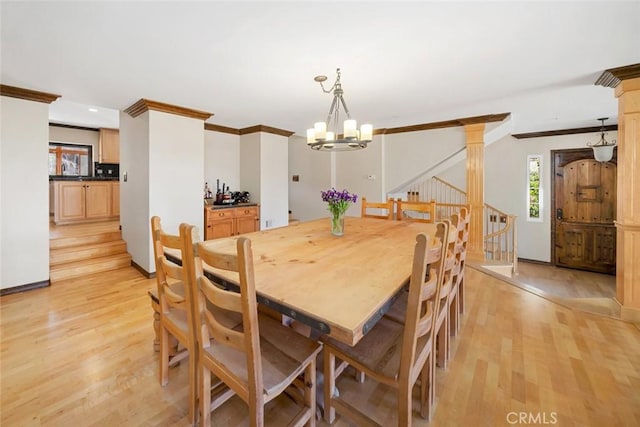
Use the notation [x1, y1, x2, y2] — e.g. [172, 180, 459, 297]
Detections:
[167, 216, 436, 347]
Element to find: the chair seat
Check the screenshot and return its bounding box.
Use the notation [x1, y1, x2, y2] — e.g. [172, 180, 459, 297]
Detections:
[204, 313, 322, 397]
[321, 316, 430, 381]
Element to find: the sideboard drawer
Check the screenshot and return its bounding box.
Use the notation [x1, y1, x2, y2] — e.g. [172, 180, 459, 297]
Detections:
[209, 209, 236, 220]
[236, 207, 258, 218]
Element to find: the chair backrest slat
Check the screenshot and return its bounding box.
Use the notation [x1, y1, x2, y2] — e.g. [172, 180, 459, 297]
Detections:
[151, 217, 196, 318]
[397, 199, 437, 223]
[361, 197, 394, 220]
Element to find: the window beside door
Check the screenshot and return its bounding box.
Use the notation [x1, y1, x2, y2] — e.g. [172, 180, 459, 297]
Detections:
[527, 155, 542, 221]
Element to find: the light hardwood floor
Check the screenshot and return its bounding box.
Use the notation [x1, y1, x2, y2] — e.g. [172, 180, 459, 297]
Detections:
[1, 264, 639, 425]
[476, 261, 622, 320]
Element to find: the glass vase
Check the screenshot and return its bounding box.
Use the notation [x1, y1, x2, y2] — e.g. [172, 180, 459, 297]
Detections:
[331, 213, 345, 236]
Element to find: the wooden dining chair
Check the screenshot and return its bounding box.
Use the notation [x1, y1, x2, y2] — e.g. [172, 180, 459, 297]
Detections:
[396, 199, 437, 223]
[448, 207, 470, 340]
[151, 217, 199, 425]
[361, 197, 395, 220]
[181, 228, 323, 427]
[456, 207, 470, 321]
[433, 215, 460, 370]
[322, 222, 448, 425]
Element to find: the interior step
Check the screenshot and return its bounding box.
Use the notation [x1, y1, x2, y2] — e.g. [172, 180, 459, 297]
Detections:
[50, 231, 123, 250]
[50, 240, 128, 266]
[481, 261, 514, 278]
[50, 253, 132, 283]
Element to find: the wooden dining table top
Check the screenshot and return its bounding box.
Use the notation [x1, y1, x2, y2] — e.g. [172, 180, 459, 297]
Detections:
[175, 217, 437, 346]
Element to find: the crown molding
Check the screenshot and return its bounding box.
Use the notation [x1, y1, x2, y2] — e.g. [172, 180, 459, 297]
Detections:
[204, 123, 240, 135]
[0, 84, 60, 104]
[378, 112, 510, 135]
[239, 125, 295, 137]
[124, 98, 213, 120]
[512, 124, 617, 139]
[204, 113, 507, 139]
[205, 123, 294, 137]
[595, 63, 640, 88]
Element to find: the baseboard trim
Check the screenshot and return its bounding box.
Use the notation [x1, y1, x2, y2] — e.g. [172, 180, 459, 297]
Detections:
[131, 260, 155, 279]
[0, 279, 50, 296]
[517, 258, 552, 266]
[621, 305, 640, 323]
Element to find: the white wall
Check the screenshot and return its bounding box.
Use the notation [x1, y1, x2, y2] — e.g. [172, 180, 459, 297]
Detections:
[288, 135, 331, 221]
[336, 135, 384, 217]
[240, 133, 261, 210]
[239, 132, 289, 230]
[384, 127, 466, 191]
[204, 130, 240, 194]
[119, 110, 150, 272]
[259, 132, 288, 229]
[121, 110, 205, 274]
[1, 96, 50, 289]
[148, 111, 205, 260]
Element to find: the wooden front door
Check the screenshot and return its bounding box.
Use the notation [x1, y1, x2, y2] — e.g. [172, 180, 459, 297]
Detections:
[552, 148, 616, 274]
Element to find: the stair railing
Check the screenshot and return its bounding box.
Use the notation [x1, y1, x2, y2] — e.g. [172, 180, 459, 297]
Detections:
[393, 176, 518, 275]
[484, 203, 518, 274]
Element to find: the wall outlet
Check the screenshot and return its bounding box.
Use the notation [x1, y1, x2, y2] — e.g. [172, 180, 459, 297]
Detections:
[366, 174, 376, 180]
[266, 219, 272, 227]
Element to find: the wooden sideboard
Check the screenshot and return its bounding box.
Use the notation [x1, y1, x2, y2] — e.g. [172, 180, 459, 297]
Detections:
[204, 204, 259, 240]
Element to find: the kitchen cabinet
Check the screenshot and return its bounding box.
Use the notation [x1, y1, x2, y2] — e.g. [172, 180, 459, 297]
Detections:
[99, 128, 120, 164]
[205, 205, 259, 240]
[111, 182, 120, 216]
[53, 180, 119, 224]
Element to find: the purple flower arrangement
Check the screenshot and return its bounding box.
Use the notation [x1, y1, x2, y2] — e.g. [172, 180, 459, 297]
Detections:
[321, 188, 358, 218]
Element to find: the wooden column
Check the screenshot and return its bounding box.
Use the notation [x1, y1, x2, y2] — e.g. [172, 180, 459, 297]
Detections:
[465, 123, 485, 259]
[614, 75, 640, 322]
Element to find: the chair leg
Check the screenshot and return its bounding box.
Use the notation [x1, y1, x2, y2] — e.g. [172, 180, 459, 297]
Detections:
[304, 360, 316, 427]
[420, 352, 433, 420]
[187, 345, 197, 426]
[436, 317, 448, 369]
[200, 366, 211, 427]
[449, 294, 458, 338]
[323, 350, 336, 424]
[397, 383, 411, 427]
[459, 273, 465, 316]
[160, 326, 170, 386]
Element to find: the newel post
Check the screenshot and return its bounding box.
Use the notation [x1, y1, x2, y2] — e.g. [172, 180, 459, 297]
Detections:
[464, 123, 485, 260]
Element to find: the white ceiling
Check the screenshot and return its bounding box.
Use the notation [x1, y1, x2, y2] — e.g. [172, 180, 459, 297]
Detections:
[2, 1, 639, 135]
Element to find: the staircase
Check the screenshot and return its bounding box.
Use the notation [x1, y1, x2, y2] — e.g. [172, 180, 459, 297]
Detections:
[49, 225, 132, 283]
[390, 176, 518, 276]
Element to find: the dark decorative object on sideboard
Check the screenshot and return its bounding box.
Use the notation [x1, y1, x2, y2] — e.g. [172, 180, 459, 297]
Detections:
[232, 191, 250, 203]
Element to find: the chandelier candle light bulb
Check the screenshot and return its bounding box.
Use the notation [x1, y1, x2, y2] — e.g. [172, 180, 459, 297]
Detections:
[307, 68, 373, 151]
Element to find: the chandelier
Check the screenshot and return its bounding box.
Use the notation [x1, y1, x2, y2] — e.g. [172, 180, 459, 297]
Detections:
[587, 117, 617, 162]
[306, 68, 373, 151]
